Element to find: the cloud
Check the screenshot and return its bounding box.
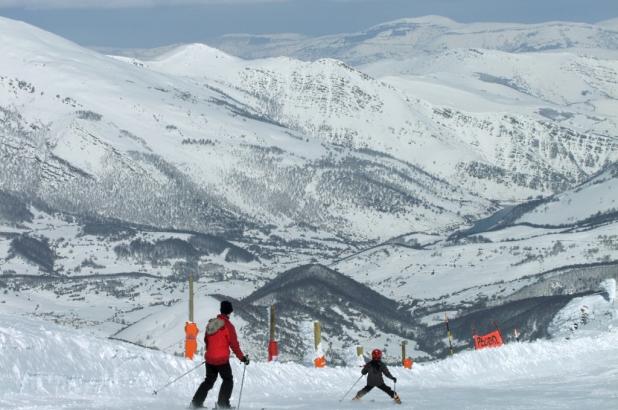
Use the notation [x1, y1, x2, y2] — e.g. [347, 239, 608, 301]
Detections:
[0, 0, 286, 9]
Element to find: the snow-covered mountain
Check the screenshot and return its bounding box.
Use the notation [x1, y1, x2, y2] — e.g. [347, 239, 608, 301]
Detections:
[598, 17, 618, 30]
[2, 15, 618, 364]
[210, 16, 618, 65]
[0, 16, 495, 242]
[130, 45, 618, 202]
[362, 48, 618, 148]
[3, 16, 617, 242]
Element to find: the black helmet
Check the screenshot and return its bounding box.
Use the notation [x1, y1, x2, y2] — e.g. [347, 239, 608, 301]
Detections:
[220, 300, 233, 315]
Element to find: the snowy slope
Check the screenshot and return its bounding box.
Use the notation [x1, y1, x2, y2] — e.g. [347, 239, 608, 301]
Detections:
[121, 43, 241, 78]
[516, 163, 618, 226]
[2, 313, 618, 409]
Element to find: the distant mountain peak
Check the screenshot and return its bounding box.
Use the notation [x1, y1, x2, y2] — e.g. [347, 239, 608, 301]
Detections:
[597, 17, 618, 29]
[154, 42, 239, 63]
[370, 15, 459, 28]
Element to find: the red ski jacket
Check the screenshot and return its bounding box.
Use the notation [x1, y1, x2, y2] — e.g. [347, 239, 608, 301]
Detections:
[204, 314, 244, 365]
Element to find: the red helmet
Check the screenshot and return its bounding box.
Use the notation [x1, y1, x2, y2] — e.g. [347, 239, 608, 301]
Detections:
[371, 349, 382, 360]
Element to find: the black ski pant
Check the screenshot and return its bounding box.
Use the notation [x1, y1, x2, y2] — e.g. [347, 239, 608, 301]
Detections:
[191, 362, 234, 408]
[356, 383, 395, 398]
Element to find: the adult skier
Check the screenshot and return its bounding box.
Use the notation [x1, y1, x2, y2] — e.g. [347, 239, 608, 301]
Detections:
[190, 300, 249, 409]
[353, 349, 401, 404]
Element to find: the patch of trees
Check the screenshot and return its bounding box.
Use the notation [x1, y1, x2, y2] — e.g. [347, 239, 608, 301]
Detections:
[9, 235, 55, 273]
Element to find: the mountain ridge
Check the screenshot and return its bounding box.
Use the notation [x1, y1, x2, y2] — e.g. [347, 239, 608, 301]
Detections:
[1, 15, 617, 363]
[207, 15, 618, 64]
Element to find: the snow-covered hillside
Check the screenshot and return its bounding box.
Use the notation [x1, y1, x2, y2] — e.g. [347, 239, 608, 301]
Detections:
[324, 167, 618, 357]
[1, 313, 618, 409]
[515, 163, 618, 226]
[363, 48, 618, 144]
[335, 220, 618, 305]
[0, 194, 349, 357]
[334, 162, 618, 309]
[134, 45, 618, 202]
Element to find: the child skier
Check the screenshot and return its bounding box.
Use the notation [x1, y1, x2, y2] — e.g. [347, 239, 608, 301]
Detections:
[353, 349, 401, 404]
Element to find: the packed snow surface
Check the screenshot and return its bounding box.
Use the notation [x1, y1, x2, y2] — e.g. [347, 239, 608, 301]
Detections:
[1, 314, 617, 409]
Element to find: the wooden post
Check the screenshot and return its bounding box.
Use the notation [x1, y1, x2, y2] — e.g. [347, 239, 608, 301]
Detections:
[313, 321, 326, 367]
[314, 321, 321, 351]
[401, 341, 407, 365]
[445, 313, 454, 356]
[188, 272, 194, 323]
[356, 346, 364, 357]
[270, 305, 276, 341]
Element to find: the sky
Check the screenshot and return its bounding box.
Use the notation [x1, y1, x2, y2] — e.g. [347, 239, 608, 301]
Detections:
[0, 0, 617, 48]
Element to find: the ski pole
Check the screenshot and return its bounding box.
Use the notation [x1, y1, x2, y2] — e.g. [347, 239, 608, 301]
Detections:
[339, 374, 364, 402]
[237, 360, 248, 410]
[152, 360, 205, 395]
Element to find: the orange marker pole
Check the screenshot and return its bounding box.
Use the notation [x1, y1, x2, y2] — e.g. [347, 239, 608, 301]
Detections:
[184, 321, 199, 360]
[268, 305, 279, 361]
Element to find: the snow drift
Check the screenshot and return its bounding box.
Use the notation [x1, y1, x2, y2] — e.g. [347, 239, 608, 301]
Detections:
[2, 313, 618, 409]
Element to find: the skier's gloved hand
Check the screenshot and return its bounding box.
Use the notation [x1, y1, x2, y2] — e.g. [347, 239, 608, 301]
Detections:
[241, 355, 250, 365]
[392, 377, 397, 383]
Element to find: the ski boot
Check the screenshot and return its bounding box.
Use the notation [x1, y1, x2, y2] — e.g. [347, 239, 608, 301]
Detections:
[352, 392, 365, 401]
[393, 393, 402, 404]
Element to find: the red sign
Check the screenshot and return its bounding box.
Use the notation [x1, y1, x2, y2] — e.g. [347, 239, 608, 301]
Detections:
[403, 357, 413, 369]
[473, 330, 503, 350]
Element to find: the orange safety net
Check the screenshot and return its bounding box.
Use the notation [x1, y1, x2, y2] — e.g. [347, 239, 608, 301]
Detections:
[473, 330, 503, 350]
[403, 357, 413, 369]
[184, 321, 199, 360]
[314, 356, 326, 368]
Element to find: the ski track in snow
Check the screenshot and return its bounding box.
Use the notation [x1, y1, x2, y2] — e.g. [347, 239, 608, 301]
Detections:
[1, 314, 618, 409]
